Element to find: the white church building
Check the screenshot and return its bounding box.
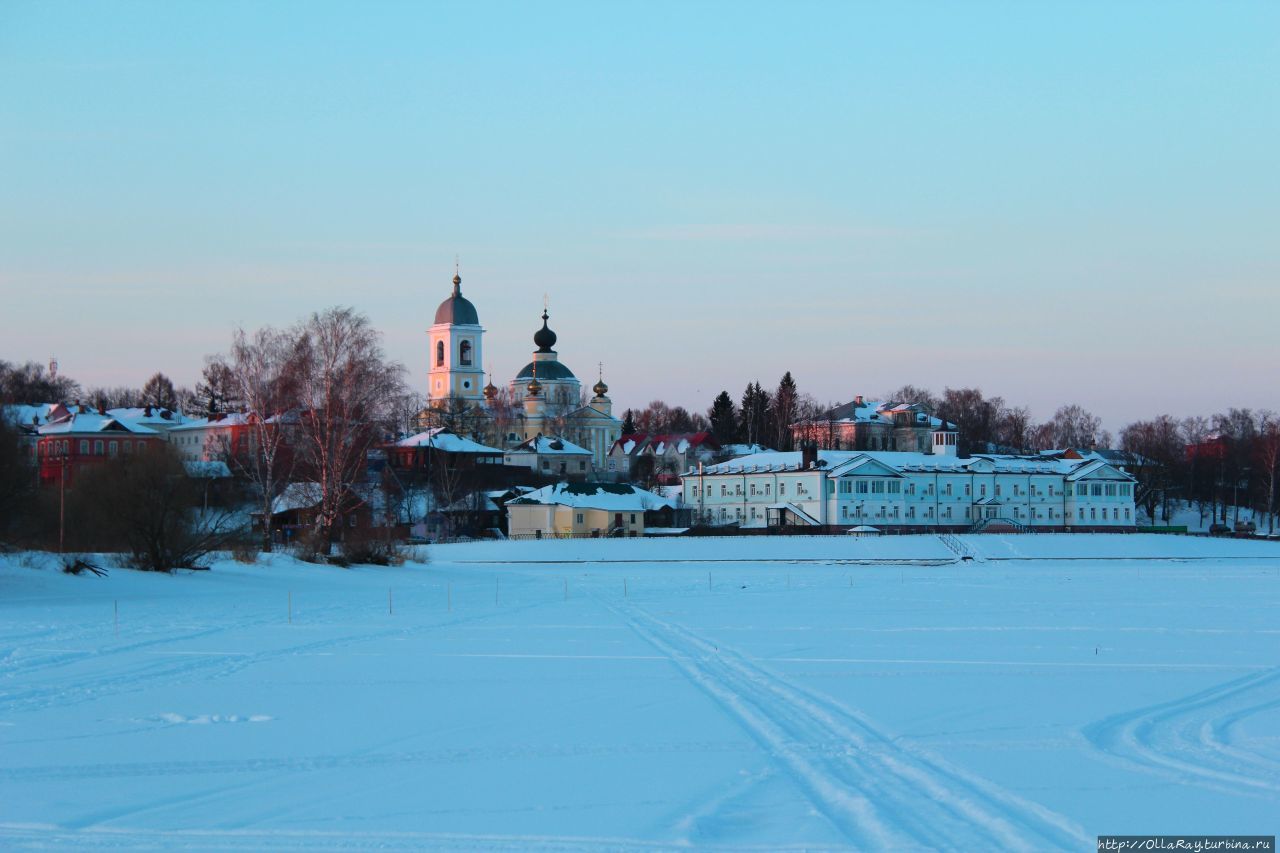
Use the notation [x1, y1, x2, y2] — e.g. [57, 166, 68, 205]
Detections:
[420, 270, 623, 472]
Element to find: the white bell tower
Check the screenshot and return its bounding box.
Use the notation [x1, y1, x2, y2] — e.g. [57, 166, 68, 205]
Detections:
[427, 270, 485, 403]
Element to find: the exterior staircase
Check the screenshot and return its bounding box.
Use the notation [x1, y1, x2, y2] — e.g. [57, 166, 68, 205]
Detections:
[938, 533, 977, 561]
[967, 516, 1028, 534]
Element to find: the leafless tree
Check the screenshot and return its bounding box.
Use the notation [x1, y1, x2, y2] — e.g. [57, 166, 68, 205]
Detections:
[1180, 415, 1212, 524]
[995, 405, 1035, 453]
[1254, 412, 1280, 535]
[881, 384, 940, 410]
[417, 394, 492, 443]
[1041, 404, 1107, 449]
[385, 390, 426, 439]
[86, 386, 144, 410]
[70, 445, 239, 571]
[1213, 408, 1258, 525]
[0, 416, 34, 539]
[1120, 415, 1183, 524]
[938, 387, 1005, 455]
[195, 357, 241, 414]
[486, 385, 522, 446]
[0, 359, 80, 404]
[540, 385, 587, 437]
[223, 326, 304, 552]
[291, 307, 406, 554]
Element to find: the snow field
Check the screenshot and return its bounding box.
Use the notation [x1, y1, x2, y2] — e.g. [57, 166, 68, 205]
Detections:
[1, 534, 1278, 850]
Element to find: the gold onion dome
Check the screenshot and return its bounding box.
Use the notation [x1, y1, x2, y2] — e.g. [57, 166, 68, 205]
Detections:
[526, 376, 542, 396]
[593, 378, 608, 397]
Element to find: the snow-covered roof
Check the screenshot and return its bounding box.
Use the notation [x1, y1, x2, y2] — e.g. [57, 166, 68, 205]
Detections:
[809, 399, 956, 431]
[441, 487, 535, 513]
[1038, 447, 1143, 468]
[608, 432, 720, 457]
[2, 403, 67, 427]
[170, 413, 254, 432]
[265, 482, 383, 516]
[37, 412, 158, 436]
[694, 449, 1135, 480]
[107, 407, 190, 427]
[508, 482, 676, 511]
[271, 482, 323, 514]
[395, 428, 504, 455]
[653, 484, 683, 501]
[509, 434, 592, 456]
[720, 443, 770, 458]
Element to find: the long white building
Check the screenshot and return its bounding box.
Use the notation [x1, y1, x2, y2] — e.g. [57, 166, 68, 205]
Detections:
[682, 447, 1137, 532]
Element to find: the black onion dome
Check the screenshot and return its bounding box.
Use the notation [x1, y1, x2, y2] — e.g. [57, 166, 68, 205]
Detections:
[533, 310, 557, 352]
[515, 360, 576, 380]
[434, 273, 480, 325]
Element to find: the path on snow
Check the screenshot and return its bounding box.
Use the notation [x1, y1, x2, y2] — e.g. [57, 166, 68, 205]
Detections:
[605, 597, 1090, 851]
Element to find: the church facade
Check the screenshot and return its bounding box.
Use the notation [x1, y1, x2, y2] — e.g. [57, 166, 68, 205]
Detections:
[416, 271, 622, 474]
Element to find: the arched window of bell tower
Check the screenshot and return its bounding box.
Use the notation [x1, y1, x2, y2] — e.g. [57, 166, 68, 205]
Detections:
[459, 340, 472, 366]
[436, 341, 445, 367]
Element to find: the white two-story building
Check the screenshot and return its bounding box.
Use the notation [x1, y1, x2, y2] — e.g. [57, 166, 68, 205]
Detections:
[682, 447, 1137, 532]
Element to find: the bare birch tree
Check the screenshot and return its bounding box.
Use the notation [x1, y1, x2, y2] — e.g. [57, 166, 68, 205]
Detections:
[222, 328, 304, 552]
[291, 307, 406, 554]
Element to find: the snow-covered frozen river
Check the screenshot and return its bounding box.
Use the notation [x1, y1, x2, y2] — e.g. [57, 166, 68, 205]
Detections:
[2, 534, 1278, 850]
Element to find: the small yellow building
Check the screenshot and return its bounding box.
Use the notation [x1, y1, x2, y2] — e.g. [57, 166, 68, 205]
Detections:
[506, 482, 676, 539]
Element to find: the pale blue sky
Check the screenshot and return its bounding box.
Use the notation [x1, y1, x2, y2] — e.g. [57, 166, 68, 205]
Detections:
[2, 1, 1276, 428]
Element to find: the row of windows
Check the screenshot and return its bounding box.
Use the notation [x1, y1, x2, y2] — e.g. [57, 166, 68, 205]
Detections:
[39, 439, 147, 458]
[541, 459, 589, 473]
[714, 504, 1133, 525]
[574, 512, 638, 524]
[692, 477, 1132, 500]
[695, 481, 808, 499]
[1080, 506, 1129, 521]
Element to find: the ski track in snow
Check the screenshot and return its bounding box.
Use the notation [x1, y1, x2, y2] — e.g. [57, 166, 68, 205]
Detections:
[1084, 665, 1280, 796]
[608, 599, 1089, 852]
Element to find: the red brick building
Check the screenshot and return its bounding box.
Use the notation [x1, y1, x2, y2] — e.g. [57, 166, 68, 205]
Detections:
[35, 410, 163, 488]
